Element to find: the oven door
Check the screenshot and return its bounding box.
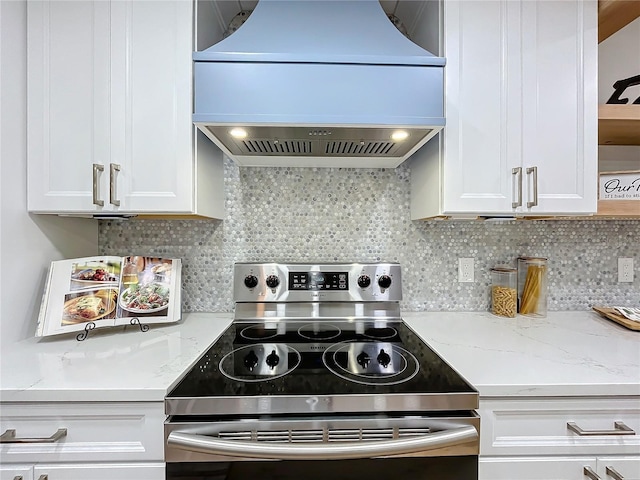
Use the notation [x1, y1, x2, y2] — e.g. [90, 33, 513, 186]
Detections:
[165, 413, 479, 480]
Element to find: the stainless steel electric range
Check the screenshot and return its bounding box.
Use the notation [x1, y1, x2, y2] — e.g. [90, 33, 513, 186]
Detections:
[165, 263, 479, 479]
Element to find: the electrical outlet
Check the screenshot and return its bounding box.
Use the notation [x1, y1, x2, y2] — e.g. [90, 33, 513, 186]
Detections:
[458, 258, 474, 283]
[618, 258, 634, 283]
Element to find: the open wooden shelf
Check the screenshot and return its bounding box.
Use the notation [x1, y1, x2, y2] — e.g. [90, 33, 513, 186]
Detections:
[597, 199, 640, 216]
[598, 104, 640, 145]
[598, 0, 640, 42]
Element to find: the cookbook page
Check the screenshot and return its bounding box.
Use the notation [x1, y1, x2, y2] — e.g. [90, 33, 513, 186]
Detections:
[36, 256, 123, 337]
[113, 256, 181, 326]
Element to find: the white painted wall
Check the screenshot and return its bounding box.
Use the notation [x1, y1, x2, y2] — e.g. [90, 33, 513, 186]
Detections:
[0, 0, 98, 347]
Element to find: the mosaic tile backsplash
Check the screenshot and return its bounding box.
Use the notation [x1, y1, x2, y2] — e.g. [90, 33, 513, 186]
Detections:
[99, 159, 639, 312]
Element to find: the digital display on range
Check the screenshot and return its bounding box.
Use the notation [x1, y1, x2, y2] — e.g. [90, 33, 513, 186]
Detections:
[289, 272, 348, 291]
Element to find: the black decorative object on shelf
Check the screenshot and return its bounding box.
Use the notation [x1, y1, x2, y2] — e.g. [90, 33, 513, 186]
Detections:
[606, 74, 640, 104]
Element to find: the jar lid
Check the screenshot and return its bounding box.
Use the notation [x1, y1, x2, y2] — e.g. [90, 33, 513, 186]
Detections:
[491, 266, 516, 272]
[518, 256, 547, 261]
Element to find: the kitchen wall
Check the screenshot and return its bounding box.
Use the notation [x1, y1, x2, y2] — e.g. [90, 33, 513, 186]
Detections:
[0, 1, 97, 347]
[99, 158, 639, 313]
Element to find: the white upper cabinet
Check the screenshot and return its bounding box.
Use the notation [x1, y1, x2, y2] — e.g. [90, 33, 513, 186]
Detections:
[27, 0, 224, 218]
[411, 0, 598, 219]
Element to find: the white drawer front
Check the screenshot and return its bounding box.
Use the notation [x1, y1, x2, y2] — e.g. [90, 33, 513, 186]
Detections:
[0, 465, 33, 480]
[0, 402, 164, 463]
[33, 463, 165, 480]
[479, 397, 640, 456]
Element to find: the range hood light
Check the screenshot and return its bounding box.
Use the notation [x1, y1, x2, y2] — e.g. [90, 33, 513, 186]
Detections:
[229, 128, 248, 139]
[391, 130, 409, 142]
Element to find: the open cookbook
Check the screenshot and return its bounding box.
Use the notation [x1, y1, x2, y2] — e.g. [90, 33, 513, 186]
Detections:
[36, 255, 181, 338]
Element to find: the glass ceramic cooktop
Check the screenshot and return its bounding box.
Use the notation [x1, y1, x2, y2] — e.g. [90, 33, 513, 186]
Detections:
[167, 320, 476, 400]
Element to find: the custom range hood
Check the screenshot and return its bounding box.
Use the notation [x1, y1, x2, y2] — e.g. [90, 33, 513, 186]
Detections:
[193, 0, 445, 168]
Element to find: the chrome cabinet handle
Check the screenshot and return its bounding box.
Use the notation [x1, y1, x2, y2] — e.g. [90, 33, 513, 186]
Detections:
[13, 476, 23, 480]
[584, 466, 602, 480]
[92, 163, 104, 206]
[567, 422, 635, 436]
[526, 166, 538, 208]
[0, 428, 67, 443]
[512, 167, 522, 208]
[109, 163, 121, 206]
[606, 467, 625, 480]
[168, 425, 477, 460]
[38, 476, 49, 480]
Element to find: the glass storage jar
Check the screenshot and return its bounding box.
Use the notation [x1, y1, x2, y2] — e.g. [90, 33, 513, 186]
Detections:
[517, 257, 548, 317]
[491, 267, 518, 317]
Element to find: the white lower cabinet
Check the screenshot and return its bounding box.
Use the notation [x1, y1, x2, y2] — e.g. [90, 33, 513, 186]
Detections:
[478, 397, 640, 480]
[33, 463, 165, 480]
[595, 457, 640, 480]
[480, 456, 597, 480]
[0, 465, 33, 480]
[0, 402, 165, 480]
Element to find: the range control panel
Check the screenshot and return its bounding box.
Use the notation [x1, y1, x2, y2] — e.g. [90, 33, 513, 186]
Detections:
[233, 263, 402, 303]
[289, 272, 348, 291]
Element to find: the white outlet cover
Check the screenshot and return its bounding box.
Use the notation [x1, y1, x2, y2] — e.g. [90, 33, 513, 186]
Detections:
[618, 257, 634, 283]
[459, 258, 474, 283]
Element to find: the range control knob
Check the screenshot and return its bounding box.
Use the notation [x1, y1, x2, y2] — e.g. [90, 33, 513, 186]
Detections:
[266, 350, 280, 370]
[357, 275, 371, 288]
[244, 275, 258, 289]
[357, 351, 371, 368]
[377, 349, 391, 368]
[265, 275, 280, 289]
[378, 275, 392, 289]
[244, 350, 259, 372]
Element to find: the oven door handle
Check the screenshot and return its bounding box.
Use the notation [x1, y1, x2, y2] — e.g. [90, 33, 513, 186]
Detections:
[167, 425, 478, 460]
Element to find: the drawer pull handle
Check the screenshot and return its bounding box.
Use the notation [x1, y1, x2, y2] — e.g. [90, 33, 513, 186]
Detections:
[567, 421, 635, 436]
[13, 476, 24, 480]
[38, 476, 49, 480]
[0, 428, 67, 443]
[606, 467, 624, 480]
[584, 466, 602, 480]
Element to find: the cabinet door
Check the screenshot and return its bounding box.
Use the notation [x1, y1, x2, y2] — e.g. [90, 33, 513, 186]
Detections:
[480, 456, 596, 480]
[441, 0, 522, 216]
[520, 0, 598, 214]
[33, 463, 164, 480]
[27, 1, 112, 213]
[597, 457, 640, 479]
[0, 465, 33, 480]
[110, 0, 194, 213]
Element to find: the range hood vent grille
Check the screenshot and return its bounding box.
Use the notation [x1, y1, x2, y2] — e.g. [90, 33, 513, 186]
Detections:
[242, 139, 314, 155]
[326, 141, 395, 156]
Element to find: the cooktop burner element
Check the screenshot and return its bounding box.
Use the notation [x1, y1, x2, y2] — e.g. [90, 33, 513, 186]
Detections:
[297, 323, 341, 340]
[239, 325, 279, 340]
[219, 344, 302, 382]
[323, 341, 419, 386]
[363, 326, 398, 340]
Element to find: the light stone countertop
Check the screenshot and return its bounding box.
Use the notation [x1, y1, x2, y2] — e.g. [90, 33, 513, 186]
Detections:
[0, 313, 233, 403]
[402, 311, 640, 397]
[0, 311, 638, 404]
